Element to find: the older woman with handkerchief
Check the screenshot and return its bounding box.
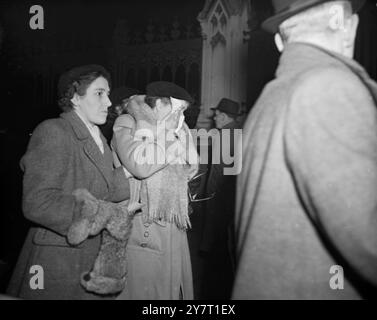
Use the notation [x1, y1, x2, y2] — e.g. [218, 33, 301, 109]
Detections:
[112, 81, 199, 300]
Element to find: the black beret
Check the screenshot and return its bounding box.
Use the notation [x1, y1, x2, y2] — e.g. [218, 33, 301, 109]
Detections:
[58, 64, 110, 98]
[110, 86, 140, 106]
[211, 98, 240, 116]
[146, 81, 194, 104]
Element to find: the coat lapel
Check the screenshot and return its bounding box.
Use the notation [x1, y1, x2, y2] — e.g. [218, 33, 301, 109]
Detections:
[61, 111, 113, 189]
[83, 139, 113, 189]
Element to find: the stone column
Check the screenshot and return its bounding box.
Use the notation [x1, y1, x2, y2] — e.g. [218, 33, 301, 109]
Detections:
[196, 0, 251, 129]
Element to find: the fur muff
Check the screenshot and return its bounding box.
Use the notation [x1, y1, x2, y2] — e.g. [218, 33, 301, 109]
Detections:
[68, 181, 142, 295]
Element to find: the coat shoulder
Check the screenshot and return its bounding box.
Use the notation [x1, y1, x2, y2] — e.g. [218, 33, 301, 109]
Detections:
[286, 61, 376, 133]
[114, 114, 135, 130]
[295, 62, 366, 95]
[32, 117, 70, 140]
[26, 117, 74, 157]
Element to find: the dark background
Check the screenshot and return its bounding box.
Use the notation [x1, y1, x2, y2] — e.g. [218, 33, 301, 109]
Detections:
[0, 0, 376, 294]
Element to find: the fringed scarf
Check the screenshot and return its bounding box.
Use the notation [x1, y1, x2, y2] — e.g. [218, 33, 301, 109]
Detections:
[141, 165, 191, 229]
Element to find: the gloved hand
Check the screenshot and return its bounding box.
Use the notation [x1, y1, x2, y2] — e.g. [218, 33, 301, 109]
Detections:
[67, 189, 133, 246]
[106, 201, 144, 240]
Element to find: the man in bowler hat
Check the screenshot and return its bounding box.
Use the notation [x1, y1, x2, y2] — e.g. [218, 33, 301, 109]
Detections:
[233, 0, 377, 299]
[211, 98, 241, 130]
[199, 98, 241, 299]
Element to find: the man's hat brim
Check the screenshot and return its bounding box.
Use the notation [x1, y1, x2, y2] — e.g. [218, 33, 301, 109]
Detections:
[211, 107, 239, 116]
[262, 0, 365, 34]
[211, 98, 240, 116]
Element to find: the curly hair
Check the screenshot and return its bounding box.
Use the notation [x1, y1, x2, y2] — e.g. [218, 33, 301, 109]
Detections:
[58, 69, 111, 112]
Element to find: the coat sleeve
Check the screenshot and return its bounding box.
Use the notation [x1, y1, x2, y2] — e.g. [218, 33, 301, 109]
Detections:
[112, 114, 178, 179]
[20, 120, 77, 236]
[284, 67, 377, 286]
[175, 123, 199, 179]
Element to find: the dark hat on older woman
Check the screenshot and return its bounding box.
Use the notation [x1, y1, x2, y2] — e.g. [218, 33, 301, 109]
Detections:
[146, 81, 194, 104]
[57, 64, 110, 98]
[262, 0, 365, 34]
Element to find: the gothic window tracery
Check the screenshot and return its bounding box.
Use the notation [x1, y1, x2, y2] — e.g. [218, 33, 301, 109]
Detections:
[209, 1, 228, 48]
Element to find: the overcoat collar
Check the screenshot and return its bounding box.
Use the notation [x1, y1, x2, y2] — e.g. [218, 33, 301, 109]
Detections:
[60, 110, 91, 140]
[223, 120, 241, 130]
[276, 42, 377, 105]
[60, 111, 114, 191]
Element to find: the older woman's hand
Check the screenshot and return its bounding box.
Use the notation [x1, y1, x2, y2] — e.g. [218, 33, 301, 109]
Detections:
[164, 110, 184, 131]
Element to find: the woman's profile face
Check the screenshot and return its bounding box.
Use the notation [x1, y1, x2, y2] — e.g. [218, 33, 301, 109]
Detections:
[71, 76, 112, 126]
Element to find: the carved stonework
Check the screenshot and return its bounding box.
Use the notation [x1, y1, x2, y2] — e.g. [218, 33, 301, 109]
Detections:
[203, 0, 229, 49]
[109, 37, 202, 100]
[215, 3, 223, 15]
[112, 17, 201, 47]
[197, 0, 252, 129]
[220, 14, 227, 27]
[198, 0, 245, 21]
[211, 15, 218, 28]
[210, 31, 226, 48]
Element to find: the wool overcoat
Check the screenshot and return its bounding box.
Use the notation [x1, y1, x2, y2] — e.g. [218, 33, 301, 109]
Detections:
[233, 43, 377, 299]
[112, 106, 196, 300]
[7, 111, 130, 300]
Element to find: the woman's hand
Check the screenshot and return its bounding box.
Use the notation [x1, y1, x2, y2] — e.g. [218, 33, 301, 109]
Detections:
[164, 110, 183, 131]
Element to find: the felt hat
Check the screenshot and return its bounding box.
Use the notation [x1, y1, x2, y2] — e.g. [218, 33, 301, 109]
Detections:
[146, 81, 194, 104]
[211, 98, 240, 116]
[262, 0, 365, 34]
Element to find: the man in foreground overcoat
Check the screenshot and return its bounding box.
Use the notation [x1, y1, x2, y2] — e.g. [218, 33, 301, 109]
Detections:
[233, 0, 377, 299]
